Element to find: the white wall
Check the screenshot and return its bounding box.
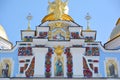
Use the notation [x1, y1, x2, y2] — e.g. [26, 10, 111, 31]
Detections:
[70, 48, 85, 77]
[32, 48, 48, 77]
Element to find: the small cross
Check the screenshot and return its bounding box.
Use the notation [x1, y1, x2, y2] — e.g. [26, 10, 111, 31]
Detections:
[85, 13, 91, 21]
[27, 13, 33, 21]
[85, 13, 91, 30]
[26, 13, 33, 30]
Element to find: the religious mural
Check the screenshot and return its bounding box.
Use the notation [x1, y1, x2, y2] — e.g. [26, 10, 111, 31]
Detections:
[54, 57, 64, 76]
[0, 59, 12, 77]
[48, 22, 70, 41]
[54, 45, 64, 77]
[51, 29, 66, 40]
[105, 59, 118, 77]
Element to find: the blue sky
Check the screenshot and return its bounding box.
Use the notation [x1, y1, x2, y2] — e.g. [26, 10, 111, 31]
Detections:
[0, 0, 120, 45]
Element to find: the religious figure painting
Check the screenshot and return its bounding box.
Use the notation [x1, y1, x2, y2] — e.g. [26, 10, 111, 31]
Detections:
[105, 59, 118, 77]
[54, 57, 64, 76]
[52, 29, 66, 40]
[0, 59, 12, 78]
[53, 33, 65, 40]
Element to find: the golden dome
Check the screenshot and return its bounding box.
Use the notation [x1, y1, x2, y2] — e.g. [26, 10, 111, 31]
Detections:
[42, 13, 74, 23]
[109, 18, 120, 40]
[116, 18, 120, 25]
[0, 25, 9, 40]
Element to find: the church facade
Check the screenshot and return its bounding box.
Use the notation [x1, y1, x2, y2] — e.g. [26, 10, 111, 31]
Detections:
[0, 0, 120, 79]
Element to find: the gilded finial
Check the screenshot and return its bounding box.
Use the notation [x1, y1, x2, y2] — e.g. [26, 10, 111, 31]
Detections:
[26, 13, 32, 30]
[85, 13, 91, 31]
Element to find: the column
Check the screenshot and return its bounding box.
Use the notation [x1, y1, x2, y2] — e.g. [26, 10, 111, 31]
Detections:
[33, 48, 48, 77]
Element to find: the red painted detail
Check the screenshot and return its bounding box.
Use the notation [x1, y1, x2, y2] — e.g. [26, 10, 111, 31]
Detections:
[65, 48, 73, 78]
[83, 57, 93, 77]
[25, 57, 35, 77]
[19, 60, 25, 63]
[93, 60, 99, 62]
[45, 48, 53, 78]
